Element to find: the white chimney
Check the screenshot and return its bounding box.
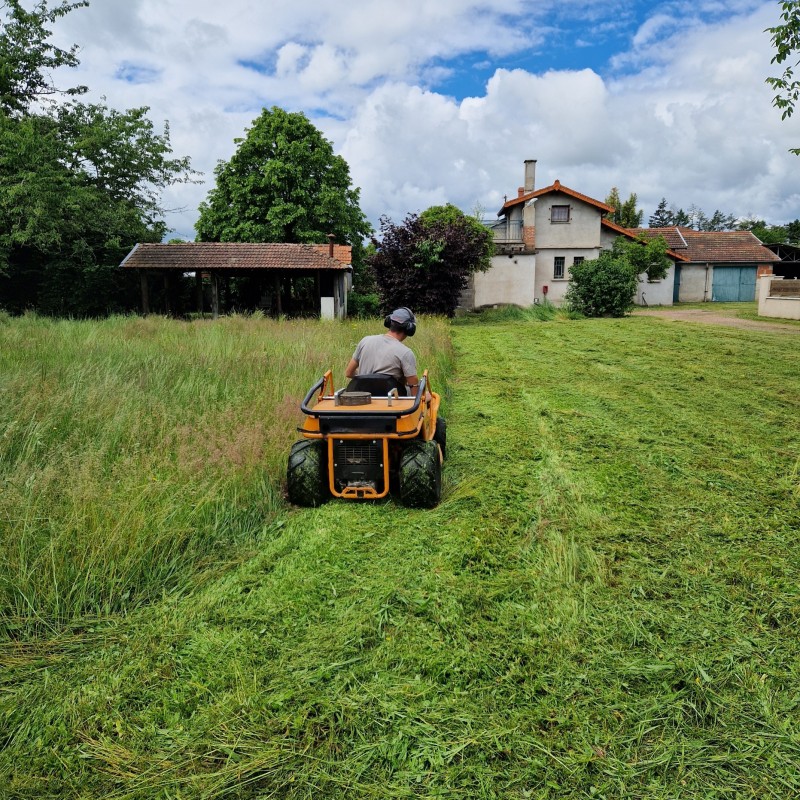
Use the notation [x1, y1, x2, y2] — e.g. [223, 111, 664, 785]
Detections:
[524, 159, 537, 192]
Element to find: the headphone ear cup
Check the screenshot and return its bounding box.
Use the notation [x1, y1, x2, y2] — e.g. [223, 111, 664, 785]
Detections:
[384, 315, 392, 329]
[406, 321, 416, 336]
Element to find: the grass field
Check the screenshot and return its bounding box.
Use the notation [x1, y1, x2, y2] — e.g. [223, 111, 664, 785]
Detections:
[1, 311, 799, 798]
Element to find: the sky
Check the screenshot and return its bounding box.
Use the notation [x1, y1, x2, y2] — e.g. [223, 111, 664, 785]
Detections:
[43, 0, 800, 240]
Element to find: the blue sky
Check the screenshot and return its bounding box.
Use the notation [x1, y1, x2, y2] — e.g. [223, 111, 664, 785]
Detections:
[45, 0, 799, 239]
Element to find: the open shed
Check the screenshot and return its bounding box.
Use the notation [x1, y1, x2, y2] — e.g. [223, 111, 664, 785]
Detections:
[120, 240, 352, 319]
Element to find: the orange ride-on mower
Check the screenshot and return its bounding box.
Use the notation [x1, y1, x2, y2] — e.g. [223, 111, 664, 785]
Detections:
[287, 370, 446, 508]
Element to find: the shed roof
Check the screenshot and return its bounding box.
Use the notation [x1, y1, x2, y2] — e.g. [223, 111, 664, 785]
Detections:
[120, 242, 352, 271]
[629, 228, 780, 265]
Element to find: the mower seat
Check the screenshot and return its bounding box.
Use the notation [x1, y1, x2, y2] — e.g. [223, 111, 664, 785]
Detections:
[346, 373, 406, 396]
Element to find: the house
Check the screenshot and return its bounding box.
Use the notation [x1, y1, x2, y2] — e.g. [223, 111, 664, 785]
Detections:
[467, 160, 686, 310]
[120, 240, 352, 319]
[631, 227, 781, 303]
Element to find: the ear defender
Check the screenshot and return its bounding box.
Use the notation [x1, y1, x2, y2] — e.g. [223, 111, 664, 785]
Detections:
[384, 315, 392, 328]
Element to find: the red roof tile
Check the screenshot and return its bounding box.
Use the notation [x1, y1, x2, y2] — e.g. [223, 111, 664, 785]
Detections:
[501, 179, 614, 214]
[120, 242, 352, 271]
[629, 228, 780, 264]
[602, 219, 689, 262]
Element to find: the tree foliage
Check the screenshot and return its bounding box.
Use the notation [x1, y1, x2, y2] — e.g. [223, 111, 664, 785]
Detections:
[766, 0, 800, 153]
[0, 0, 87, 115]
[370, 204, 492, 317]
[196, 106, 371, 250]
[565, 236, 671, 317]
[737, 217, 800, 244]
[646, 199, 737, 231]
[604, 187, 643, 228]
[0, 0, 195, 315]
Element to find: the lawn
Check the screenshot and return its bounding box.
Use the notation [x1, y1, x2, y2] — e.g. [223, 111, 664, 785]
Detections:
[1, 312, 798, 798]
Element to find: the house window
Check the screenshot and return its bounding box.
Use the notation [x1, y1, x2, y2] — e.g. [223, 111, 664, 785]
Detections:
[551, 205, 570, 223]
[554, 257, 565, 279]
[573, 256, 584, 266]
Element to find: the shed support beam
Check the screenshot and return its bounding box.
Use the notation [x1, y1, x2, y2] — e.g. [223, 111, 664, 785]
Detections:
[195, 271, 203, 315]
[140, 270, 150, 315]
[211, 272, 220, 319]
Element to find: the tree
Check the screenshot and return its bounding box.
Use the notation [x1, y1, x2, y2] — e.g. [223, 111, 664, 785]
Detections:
[604, 187, 643, 228]
[565, 235, 671, 317]
[0, 0, 87, 115]
[766, 0, 800, 153]
[370, 204, 492, 317]
[195, 106, 371, 249]
[649, 198, 674, 228]
[0, 0, 195, 314]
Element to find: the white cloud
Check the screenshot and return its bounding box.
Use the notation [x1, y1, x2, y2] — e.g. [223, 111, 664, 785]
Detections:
[38, 0, 800, 240]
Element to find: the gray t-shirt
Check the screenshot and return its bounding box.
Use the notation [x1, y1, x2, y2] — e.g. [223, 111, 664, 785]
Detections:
[352, 334, 417, 383]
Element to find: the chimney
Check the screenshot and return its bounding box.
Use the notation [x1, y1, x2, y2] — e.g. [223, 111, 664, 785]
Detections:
[327, 233, 335, 258]
[524, 159, 537, 192]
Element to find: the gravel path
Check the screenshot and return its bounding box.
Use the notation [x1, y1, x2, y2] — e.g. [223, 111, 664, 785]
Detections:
[634, 308, 800, 334]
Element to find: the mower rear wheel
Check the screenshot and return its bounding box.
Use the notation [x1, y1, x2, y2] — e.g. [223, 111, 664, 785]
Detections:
[398, 440, 442, 508]
[287, 440, 329, 507]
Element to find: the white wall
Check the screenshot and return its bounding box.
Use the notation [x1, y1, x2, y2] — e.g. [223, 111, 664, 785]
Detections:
[758, 276, 800, 320]
[635, 263, 675, 307]
[473, 254, 536, 307]
[678, 265, 711, 302]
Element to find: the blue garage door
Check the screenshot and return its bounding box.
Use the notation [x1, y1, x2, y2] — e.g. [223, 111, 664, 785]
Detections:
[712, 266, 757, 302]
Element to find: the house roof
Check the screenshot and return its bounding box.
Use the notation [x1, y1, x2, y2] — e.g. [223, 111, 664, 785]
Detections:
[120, 242, 352, 271]
[601, 219, 689, 262]
[629, 228, 780, 265]
[501, 179, 614, 215]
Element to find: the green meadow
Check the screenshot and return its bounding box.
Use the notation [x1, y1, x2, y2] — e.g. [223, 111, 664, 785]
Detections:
[1, 311, 798, 799]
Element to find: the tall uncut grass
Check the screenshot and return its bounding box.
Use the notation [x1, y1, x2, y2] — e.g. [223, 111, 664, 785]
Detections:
[0, 313, 454, 632]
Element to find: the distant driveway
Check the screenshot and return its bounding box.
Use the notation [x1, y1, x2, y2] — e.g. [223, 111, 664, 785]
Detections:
[634, 308, 800, 334]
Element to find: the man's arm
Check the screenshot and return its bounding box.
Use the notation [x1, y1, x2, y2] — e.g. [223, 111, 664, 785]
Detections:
[405, 374, 419, 395]
[345, 358, 359, 379]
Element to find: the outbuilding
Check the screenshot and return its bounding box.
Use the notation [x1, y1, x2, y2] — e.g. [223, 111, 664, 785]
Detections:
[120, 240, 352, 319]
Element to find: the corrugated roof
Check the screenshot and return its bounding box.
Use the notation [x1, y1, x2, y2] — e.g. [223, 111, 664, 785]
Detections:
[120, 242, 352, 271]
[630, 228, 780, 264]
[501, 179, 614, 214]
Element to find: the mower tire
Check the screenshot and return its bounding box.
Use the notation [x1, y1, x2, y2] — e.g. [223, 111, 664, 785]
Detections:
[398, 440, 442, 508]
[287, 440, 329, 507]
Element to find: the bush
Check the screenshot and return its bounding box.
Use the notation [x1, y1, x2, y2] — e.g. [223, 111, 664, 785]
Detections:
[347, 291, 381, 318]
[565, 252, 639, 317]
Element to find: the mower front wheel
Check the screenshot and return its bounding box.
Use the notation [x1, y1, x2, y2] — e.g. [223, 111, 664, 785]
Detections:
[398, 440, 442, 508]
[287, 440, 329, 507]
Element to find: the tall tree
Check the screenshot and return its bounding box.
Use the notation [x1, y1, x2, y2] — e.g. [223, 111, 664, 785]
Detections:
[604, 187, 643, 228]
[766, 0, 800, 153]
[0, 0, 87, 115]
[649, 198, 674, 228]
[0, 0, 195, 314]
[370, 204, 491, 317]
[195, 106, 371, 250]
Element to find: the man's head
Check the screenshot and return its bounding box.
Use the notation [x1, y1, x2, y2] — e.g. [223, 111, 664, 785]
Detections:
[384, 307, 416, 337]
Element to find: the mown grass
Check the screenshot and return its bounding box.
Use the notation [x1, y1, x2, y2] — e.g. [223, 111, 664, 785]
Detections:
[2, 312, 798, 798]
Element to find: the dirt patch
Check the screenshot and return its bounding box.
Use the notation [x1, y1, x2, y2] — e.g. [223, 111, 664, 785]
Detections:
[634, 308, 800, 334]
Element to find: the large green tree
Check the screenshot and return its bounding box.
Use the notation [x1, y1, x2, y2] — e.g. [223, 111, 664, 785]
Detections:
[767, 0, 800, 153]
[370, 203, 492, 317]
[0, 0, 194, 315]
[195, 106, 371, 250]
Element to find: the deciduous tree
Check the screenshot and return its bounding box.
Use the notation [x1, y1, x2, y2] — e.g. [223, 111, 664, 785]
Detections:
[766, 0, 800, 153]
[196, 106, 371, 250]
[370, 204, 492, 317]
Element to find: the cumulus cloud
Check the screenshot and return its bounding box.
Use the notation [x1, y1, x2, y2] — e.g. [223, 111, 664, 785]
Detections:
[41, 0, 799, 239]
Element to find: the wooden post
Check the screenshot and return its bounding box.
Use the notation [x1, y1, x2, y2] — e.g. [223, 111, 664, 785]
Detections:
[195, 271, 203, 315]
[140, 270, 150, 315]
[163, 273, 171, 315]
[211, 272, 220, 319]
[274, 273, 282, 316]
[315, 270, 321, 317]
